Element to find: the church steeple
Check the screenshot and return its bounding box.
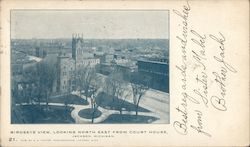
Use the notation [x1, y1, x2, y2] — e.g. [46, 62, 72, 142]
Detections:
[72, 33, 83, 60]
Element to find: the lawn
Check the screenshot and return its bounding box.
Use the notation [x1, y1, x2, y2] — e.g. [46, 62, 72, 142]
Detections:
[95, 92, 150, 112]
[48, 94, 89, 105]
[11, 105, 75, 124]
[78, 108, 102, 119]
[12, 94, 89, 106]
[101, 114, 158, 123]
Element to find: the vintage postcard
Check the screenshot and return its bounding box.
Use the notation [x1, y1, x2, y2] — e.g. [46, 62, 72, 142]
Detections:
[10, 10, 169, 125]
[0, 0, 249, 146]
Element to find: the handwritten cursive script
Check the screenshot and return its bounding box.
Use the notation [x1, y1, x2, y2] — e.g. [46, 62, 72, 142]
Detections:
[190, 110, 211, 137]
[173, 0, 191, 136]
[209, 32, 237, 111]
[173, 1, 237, 138]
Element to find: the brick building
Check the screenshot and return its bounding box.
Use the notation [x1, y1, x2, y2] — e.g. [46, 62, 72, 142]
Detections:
[56, 54, 75, 93]
[137, 59, 169, 92]
[72, 34, 100, 69]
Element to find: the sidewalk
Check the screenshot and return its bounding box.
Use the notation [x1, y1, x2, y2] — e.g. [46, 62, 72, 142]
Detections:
[70, 92, 165, 124]
[70, 93, 119, 123]
[16, 89, 169, 124]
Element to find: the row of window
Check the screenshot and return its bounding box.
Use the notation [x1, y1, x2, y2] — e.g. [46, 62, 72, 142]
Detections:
[78, 59, 100, 64]
[62, 71, 72, 76]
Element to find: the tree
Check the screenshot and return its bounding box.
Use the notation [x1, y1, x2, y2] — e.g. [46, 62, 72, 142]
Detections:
[131, 83, 148, 116]
[130, 73, 150, 116]
[22, 59, 57, 112]
[36, 60, 57, 111]
[104, 69, 128, 114]
[64, 68, 75, 112]
[91, 84, 98, 123]
[76, 64, 101, 123]
[76, 64, 96, 101]
[105, 71, 123, 103]
[63, 79, 71, 112]
[116, 80, 129, 114]
[22, 65, 39, 104]
[89, 77, 101, 123]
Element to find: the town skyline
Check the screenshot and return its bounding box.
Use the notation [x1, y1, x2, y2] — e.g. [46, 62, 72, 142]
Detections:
[11, 35, 170, 124]
[11, 10, 169, 124]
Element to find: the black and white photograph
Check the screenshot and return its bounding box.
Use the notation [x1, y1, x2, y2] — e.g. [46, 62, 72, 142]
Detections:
[1, 0, 249, 146]
[11, 10, 170, 124]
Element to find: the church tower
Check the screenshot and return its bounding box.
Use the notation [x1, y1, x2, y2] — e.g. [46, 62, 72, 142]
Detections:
[72, 33, 83, 60]
[72, 33, 99, 69]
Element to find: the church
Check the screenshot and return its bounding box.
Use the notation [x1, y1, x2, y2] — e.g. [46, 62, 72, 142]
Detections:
[55, 34, 100, 93]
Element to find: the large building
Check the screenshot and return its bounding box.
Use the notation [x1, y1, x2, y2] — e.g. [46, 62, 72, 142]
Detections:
[56, 54, 75, 93]
[54, 34, 101, 93]
[35, 47, 46, 58]
[137, 58, 169, 92]
[72, 34, 100, 68]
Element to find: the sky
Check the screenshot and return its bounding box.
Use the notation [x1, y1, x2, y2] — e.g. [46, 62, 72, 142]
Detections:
[11, 10, 169, 39]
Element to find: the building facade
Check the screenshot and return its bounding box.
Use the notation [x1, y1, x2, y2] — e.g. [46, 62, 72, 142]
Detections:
[137, 59, 169, 92]
[56, 55, 75, 93]
[72, 34, 100, 69]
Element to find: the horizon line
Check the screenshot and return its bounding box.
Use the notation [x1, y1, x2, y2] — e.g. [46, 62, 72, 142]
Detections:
[11, 38, 169, 40]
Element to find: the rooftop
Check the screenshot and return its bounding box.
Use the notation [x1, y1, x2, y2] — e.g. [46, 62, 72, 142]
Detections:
[137, 59, 168, 65]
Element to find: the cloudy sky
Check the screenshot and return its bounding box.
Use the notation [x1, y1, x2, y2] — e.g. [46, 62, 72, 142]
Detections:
[11, 10, 169, 39]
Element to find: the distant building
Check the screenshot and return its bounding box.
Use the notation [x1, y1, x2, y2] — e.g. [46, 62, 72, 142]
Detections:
[102, 53, 114, 63]
[11, 51, 42, 99]
[137, 59, 169, 92]
[115, 64, 135, 81]
[72, 34, 100, 68]
[72, 34, 93, 61]
[11, 50, 42, 77]
[76, 58, 100, 68]
[53, 34, 103, 93]
[35, 47, 46, 58]
[56, 55, 75, 93]
[114, 54, 125, 60]
[148, 57, 168, 64]
[98, 63, 112, 75]
[94, 51, 104, 57]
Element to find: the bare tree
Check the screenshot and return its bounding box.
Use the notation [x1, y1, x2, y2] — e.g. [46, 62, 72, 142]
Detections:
[131, 83, 148, 116]
[76, 64, 96, 101]
[91, 84, 99, 123]
[22, 59, 57, 111]
[116, 80, 129, 114]
[105, 71, 123, 103]
[76, 64, 101, 123]
[130, 73, 150, 116]
[64, 79, 73, 112]
[104, 69, 129, 114]
[89, 76, 101, 123]
[22, 65, 39, 104]
[36, 60, 57, 111]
